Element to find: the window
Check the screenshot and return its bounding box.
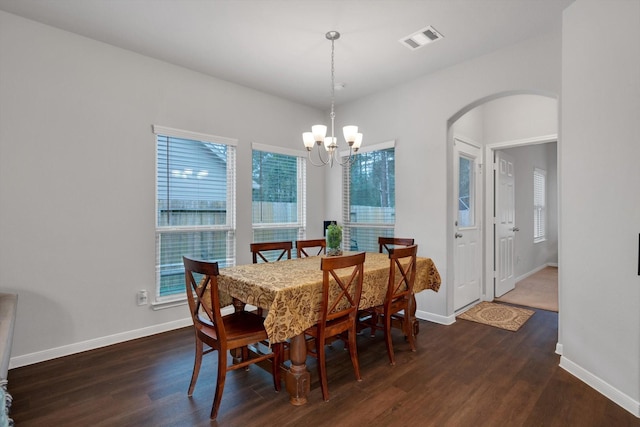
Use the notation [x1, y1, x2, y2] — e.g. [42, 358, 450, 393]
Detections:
[154, 125, 236, 301]
[458, 155, 475, 227]
[534, 167, 546, 243]
[342, 141, 395, 252]
[251, 143, 306, 256]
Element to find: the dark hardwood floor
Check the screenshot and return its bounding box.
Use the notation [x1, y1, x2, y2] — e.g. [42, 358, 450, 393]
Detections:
[8, 308, 640, 426]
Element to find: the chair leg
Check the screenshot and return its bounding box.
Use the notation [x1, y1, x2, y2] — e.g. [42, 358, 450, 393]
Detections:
[384, 312, 396, 365]
[242, 345, 249, 368]
[188, 337, 203, 396]
[369, 312, 378, 338]
[210, 349, 228, 420]
[316, 334, 329, 401]
[347, 328, 362, 381]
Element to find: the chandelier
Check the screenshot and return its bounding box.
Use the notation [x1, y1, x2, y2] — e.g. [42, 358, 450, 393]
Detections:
[302, 31, 362, 167]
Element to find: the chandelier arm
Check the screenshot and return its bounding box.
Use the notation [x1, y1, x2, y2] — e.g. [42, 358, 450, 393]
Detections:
[316, 143, 333, 165]
[306, 151, 325, 167]
[336, 146, 356, 167]
[307, 144, 331, 167]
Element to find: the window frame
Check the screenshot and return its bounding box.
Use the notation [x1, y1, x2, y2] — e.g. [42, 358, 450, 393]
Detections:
[341, 140, 396, 253]
[153, 125, 237, 307]
[251, 143, 307, 247]
[533, 167, 546, 243]
[457, 153, 477, 229]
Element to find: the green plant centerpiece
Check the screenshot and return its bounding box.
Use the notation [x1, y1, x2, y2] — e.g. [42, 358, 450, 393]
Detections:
[326, 223, 343, 256]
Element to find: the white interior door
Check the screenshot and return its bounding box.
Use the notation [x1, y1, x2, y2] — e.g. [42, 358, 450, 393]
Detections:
[494, 150, 517, 297]
[453, 139, 482, 311]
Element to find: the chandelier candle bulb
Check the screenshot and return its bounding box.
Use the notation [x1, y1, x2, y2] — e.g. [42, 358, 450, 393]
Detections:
[324, 137, 337, 151]
[343, 125, 358, 144]
[312, 125, 327, 143]
[353, 133, 363, 151]
[303, 132, 315, 149]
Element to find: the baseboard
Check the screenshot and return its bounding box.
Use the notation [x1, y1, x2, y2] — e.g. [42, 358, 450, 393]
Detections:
[10, 306, 460, 369]
[416, 309, 456, 325]
[555, 342, 563, 355]
[560, 355, 640, 418]
[9, 317, 193, 369]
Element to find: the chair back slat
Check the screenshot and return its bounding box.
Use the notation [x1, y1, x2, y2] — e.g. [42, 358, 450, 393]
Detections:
[296, 238, 327, 258]
[250, 241, 293, 263]
[378, 237, 415, 254]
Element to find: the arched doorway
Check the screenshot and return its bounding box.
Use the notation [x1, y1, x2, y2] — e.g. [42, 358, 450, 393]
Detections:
[447, 92, 559, 314]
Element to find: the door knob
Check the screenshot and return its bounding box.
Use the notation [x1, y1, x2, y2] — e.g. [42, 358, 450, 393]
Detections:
[455, 232, 463, 238]
[511, 227, 520, 232]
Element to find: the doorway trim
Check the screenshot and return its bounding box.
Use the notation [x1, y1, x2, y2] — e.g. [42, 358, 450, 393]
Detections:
[453, 136, 484, 312]
[483, 134, 558, 301]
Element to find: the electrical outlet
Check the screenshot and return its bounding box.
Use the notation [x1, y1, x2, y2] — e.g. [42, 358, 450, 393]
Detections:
[137, 290, 148, 306]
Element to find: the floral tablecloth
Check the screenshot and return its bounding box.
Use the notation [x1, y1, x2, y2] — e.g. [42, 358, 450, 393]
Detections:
[216, 252, 441, 343]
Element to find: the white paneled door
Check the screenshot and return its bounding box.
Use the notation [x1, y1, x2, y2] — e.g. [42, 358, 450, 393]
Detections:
[494, 150, 517, 297]
[453, 139, 482, 311]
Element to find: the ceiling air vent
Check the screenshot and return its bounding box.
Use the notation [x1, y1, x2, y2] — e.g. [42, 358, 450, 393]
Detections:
[400, 25, 443, 50]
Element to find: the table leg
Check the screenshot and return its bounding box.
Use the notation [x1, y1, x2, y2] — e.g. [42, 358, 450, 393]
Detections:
[283, 333, 310, 405]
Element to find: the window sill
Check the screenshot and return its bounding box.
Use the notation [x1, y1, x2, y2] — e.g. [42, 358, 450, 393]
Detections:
[150, 297, 239, 315]
[151, 297, 187, 311]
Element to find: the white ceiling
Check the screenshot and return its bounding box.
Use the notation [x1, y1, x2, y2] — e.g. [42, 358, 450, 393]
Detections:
[0, 0, 573, 109]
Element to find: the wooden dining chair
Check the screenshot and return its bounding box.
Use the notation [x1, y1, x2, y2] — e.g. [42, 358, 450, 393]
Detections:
[378, 237, 415, 254]
[250, 241, 293, 263]
[377, 237, 419, 338]
[304, 252, 366, 401]
[183, 256, 281, 420]
[296, 238, 327, 258]
[250, 241, 292, 316]
[362, 245, 418, 365]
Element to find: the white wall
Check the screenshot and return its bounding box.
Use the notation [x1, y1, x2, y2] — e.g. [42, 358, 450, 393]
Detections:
[560, 0, 640, 415]
[483, 94, 558, 144]
[451, 106, 484, 144]
[0, 11, 326, 362]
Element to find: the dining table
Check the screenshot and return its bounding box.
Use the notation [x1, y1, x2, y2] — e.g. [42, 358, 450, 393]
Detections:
[216, 251, 441, 405]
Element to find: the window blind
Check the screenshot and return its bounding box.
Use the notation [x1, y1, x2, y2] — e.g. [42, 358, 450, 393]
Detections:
[251, 145, 306, 257]
[533, 168, 546, 242]
[154, 126, 236, 300]
[342, 142, 396, 252]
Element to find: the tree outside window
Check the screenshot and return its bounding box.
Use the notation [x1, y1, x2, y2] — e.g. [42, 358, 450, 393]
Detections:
[252, 147, 306, 256]
[343, 145, 395, 252]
